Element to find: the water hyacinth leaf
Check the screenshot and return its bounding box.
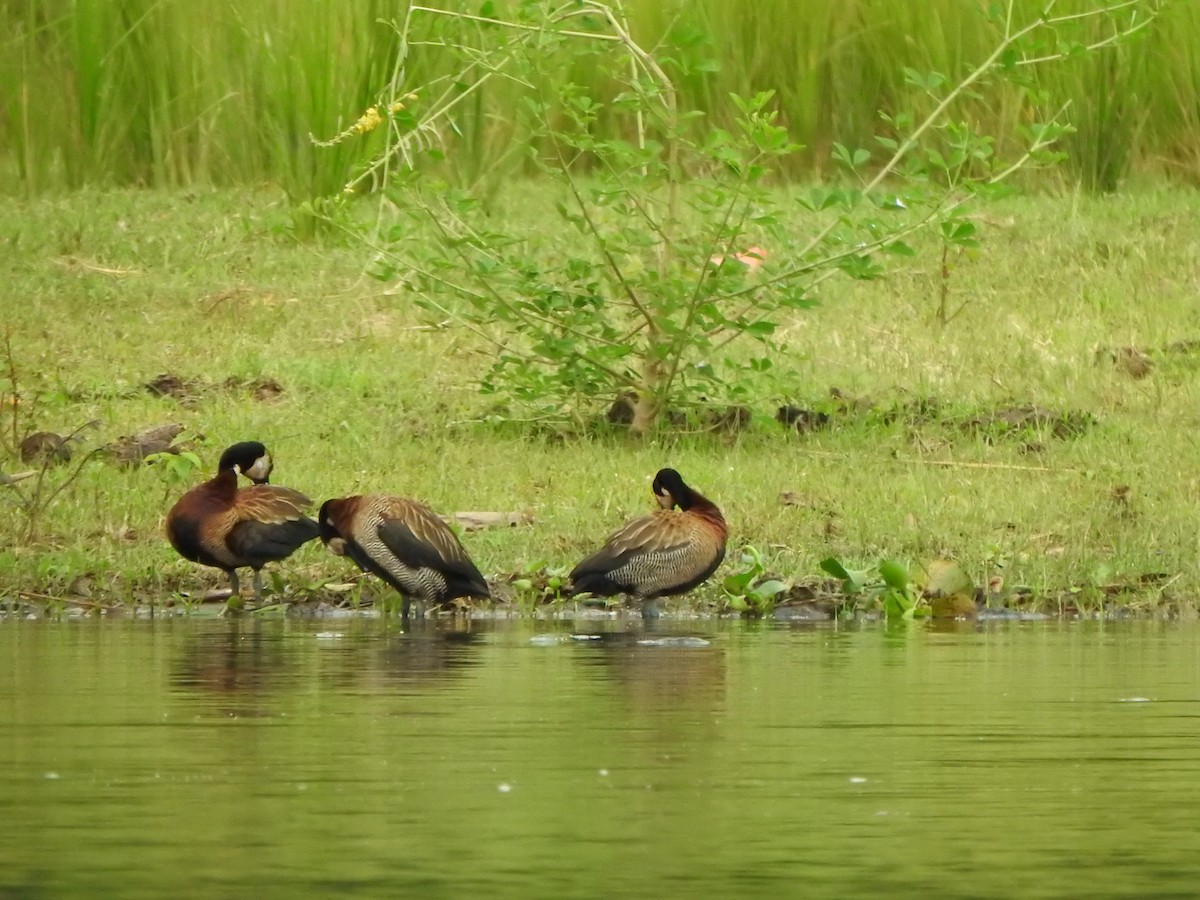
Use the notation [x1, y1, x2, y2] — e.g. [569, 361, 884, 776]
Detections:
[930, 592, 978, 618]
[921, 559, 974, 597]
[879, 560, 910, 592]
[882, 592, 911, 619]
[722, 571, 755, 594]
[820, 557, 868, 593]
[819, 557, 853, 580]
[749, 580, 787, 603]
[740, 546, 764, 569]
[922, 558, 976, 618]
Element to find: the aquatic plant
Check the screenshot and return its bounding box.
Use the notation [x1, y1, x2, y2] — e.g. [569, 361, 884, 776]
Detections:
[721, 545, 787, 617]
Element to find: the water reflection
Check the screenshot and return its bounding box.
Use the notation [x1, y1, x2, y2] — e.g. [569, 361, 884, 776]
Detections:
[170, 621, 285, 716]
[369, 620, 482, 690]
[3, 619, 1200, 898]
[171, 619, 485, 711]
[569, 625, 727, 718]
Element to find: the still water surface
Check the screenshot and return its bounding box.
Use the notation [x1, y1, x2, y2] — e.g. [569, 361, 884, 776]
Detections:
[2, 617, 1199, 898]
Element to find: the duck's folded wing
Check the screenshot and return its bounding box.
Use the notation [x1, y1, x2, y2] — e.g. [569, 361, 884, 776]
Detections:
[376, 498, 475, 570]
[574, 512, 690, 572]
[235, 485, 313, 523]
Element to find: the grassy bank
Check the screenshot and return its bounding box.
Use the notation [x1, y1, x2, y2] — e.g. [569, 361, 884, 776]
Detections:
[1, 186, 1199, 615]
[2, 0, 1196, 197]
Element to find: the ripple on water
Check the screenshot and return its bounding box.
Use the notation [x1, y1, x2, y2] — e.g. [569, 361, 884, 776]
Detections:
[0, 618, 1198, 899]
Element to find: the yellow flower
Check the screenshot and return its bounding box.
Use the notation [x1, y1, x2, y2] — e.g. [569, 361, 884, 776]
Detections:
[354, 106, 382, 134]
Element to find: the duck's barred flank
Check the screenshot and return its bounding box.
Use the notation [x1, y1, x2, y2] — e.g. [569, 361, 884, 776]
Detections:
[569, 468, 728, 616]
[319, 494, 490, 617]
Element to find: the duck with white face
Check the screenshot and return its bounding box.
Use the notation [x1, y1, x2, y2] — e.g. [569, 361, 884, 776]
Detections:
[165, 441, 319, 601]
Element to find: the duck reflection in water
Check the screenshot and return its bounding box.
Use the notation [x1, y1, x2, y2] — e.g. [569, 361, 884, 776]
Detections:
[570, 626, 727, 721]
[369, 619, 483, 691]
[172, 621, 486, 710]
[171, 622, 286, 717]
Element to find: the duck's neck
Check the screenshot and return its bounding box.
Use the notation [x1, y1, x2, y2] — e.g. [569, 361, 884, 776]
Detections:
[205, 468, 239, 498]
[678, 487, 725, 525]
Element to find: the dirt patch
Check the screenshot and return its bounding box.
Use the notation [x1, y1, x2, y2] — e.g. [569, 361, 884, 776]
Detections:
[775, 388, 1095, 444]
[146, 372, 286, 404]
[1095, 338, 1200, 379]
[958, 406, 1095, 441]
[19, 431, 72, 465]
[104, 423, 200, 467]
[604, 394, 753, 434]
[145, 373, 204, 402]
[223, 376, 285, 402]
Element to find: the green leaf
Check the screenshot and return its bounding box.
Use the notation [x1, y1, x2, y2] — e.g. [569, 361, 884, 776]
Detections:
[821, 557, 869, 594]
[882, 592, 910, 618]
[723, 572, 755, 594]
[879, 560, 910, 592]
[819, 557, 853, 580]
[740, 546, 764, 569]
[750, 580, 787, 602]
[922, 559, 974, 597]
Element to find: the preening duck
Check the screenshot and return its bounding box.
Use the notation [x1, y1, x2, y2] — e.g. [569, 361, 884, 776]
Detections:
[318, 493, 491, 618]
[165, 441, 319, 601]
[568, 468, 727, 618]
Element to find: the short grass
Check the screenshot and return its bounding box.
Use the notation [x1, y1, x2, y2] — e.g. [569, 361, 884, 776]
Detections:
[2, 184, 1199, 615]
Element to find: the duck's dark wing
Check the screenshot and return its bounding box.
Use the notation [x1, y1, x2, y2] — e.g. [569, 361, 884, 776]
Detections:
[375, 498, 490, 599]
[226, 485, 319, 565]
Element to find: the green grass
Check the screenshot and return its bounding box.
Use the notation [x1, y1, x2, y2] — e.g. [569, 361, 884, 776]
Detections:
[1, 185, 1199, 615]
[3, 0, 1199, 197]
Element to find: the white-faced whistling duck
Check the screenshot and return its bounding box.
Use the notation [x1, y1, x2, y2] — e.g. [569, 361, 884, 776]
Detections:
[318, 494, 491, 618]
[568, 468, 728, 618]
[165, 441, 319, 601]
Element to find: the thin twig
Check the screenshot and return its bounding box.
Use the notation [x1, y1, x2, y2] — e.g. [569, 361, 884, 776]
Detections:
[17, 590, 108, 609]
[16, 590, 69, 604]
[898, 457, 1060, 473]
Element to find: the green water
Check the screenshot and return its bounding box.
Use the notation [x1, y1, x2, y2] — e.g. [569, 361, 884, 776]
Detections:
[2, 617, 1198, 898]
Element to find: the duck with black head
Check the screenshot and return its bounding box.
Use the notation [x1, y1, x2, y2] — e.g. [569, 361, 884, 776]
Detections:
[165, 441, 319, 602]
[318, 493, 491, 619]
[568, 467, 728, 619]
